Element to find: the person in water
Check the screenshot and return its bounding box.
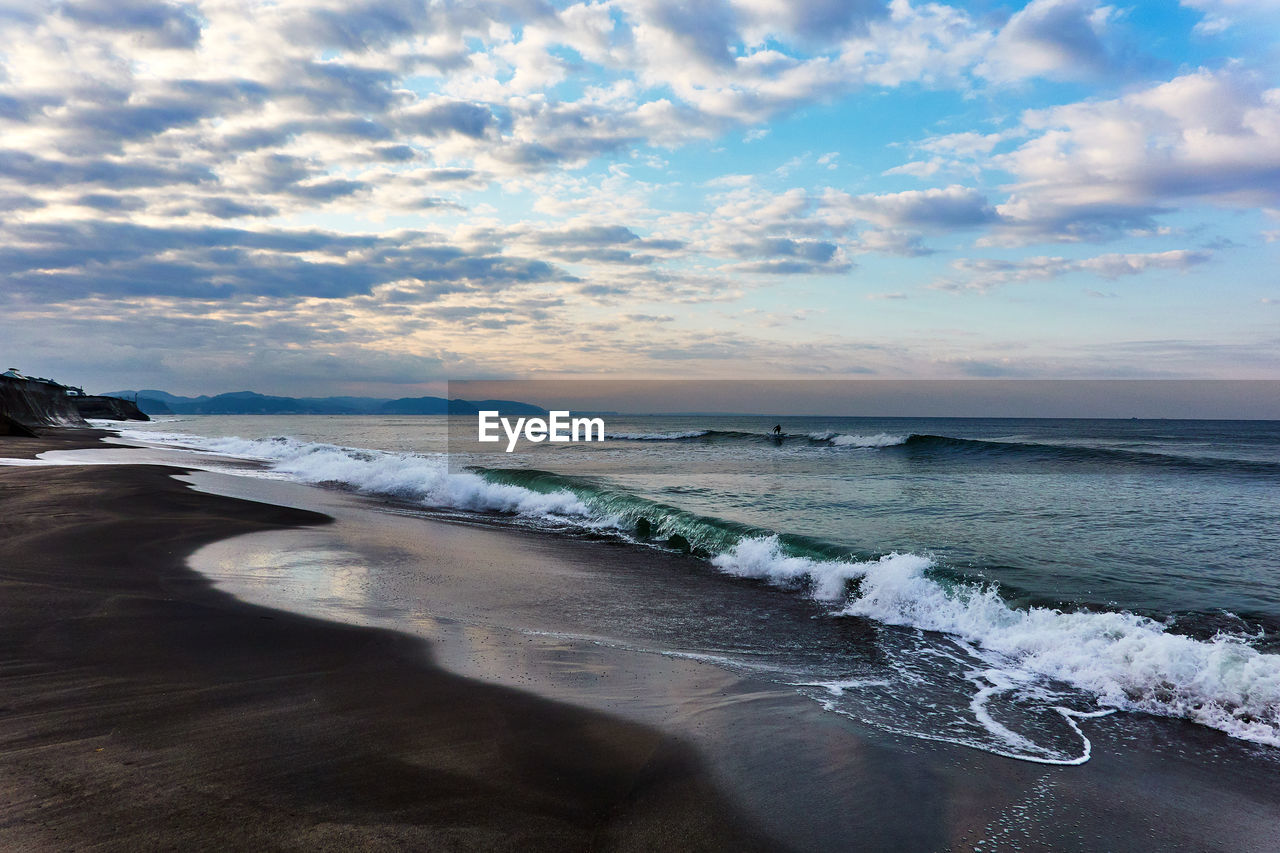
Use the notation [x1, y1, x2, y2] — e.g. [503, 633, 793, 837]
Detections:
[772, 424, 782, 436]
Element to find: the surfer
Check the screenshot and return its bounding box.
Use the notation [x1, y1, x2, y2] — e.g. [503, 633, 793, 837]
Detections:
[772, 424, 782, 436]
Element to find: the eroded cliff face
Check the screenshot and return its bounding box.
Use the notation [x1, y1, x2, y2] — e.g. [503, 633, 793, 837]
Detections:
[0, 377, 89, 429]
[0, 413, 38, 436]
[72, 396, 150, 421]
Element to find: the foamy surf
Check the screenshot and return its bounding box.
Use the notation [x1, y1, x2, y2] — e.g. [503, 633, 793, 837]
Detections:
[603, 428, 909, 448]
[605, 430, 710, 440]
[115, 426, 1280, 761]
[711, 535, 930, 601]
[118, 430, 595, 519]
[807, 431, 908, 448]
[713, 535, 1280, 754]
[850, 561, 1280, 749]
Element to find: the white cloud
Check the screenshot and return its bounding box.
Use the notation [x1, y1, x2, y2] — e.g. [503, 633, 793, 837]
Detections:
[939, 249, 1211, 290]
[986, 69, 1280, 245]
[883, 159, 943, 178]
[0, 0, 1271, 388]
[1181, 0, 1280, 35]
[980, 0, 1119, 82]
[823, 185, 998, 230]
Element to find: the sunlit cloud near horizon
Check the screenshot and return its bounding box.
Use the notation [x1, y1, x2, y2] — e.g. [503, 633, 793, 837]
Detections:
[1, 0, 1278, 396]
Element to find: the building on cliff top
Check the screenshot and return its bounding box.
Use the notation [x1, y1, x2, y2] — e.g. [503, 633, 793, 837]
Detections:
[2, 369, 85, 396]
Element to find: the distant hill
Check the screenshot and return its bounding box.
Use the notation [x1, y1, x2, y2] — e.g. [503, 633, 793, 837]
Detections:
[104, 390, 547, 416]
[105, 390, 356, 415]
[379, 397, 547, 415]
[136, 397, 173, 415]
[99, 392, 172, 415]
[467, 399, 548, 416]
[300, 396, 390, 412]
[379, 396, 454, 415]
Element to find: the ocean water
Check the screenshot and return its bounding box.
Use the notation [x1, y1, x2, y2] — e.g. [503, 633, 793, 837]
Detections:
[115, 414, 1280, 764]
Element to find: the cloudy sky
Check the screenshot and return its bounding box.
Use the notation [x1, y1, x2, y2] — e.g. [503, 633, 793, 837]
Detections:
[2, 0, 1278, 396]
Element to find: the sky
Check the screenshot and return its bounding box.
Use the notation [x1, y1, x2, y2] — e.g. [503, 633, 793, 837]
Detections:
[1, 0, 1278, 397]
[452, 380, 1280, 418]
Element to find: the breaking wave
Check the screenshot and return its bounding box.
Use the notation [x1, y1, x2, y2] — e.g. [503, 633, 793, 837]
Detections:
[605, 430, 710, 440]
[121, 427, 1280, 757]
[123, 431, 595, 518]
[603, 428, 907, 447]
[807, 431, 909, 448]
[591, 427, 1279, 474]
[714, 536, 1280, 751]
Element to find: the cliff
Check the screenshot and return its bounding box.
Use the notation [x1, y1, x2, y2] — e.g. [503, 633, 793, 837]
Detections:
[0, 376, 89, 430]
[72, 396, 151, 422]
[0, 413, 38, 437]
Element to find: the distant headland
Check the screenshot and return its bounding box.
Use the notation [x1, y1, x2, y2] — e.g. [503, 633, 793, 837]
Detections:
[0, 368, 146, 434]
[103, 389, 546, 417]
[0, 368, 546, 432]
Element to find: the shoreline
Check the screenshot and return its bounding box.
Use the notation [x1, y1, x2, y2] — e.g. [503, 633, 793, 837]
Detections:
[178, 463, 1280, 852]
[0, 426, 118, 458]
[5, 428, 1280, 851]
[0, 430, 775, 850]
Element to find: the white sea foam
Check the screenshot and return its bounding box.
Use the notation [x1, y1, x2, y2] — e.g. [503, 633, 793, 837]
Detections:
[714, 535, 1280, 748]
[112, 428, 1280, 752]
[796, 678, 894, 693]
[119, 430, 594, 519]
[711, 535, 929, 601]
[842, 546, 1280, 747]
[808, 431, 908, 447]
[605, 430, 709, 440]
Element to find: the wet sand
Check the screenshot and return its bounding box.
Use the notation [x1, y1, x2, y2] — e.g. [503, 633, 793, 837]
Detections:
[4, 430, 1280, 851]
[0, 432, 775, 850]
[182, 470, 1280, 853]
[0, 426, 117, 458]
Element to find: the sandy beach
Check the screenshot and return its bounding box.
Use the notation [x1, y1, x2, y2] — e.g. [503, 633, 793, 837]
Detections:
[0, 431, 774, 851]
[3, 428, 1280, 851]
[7, 0, 1279, 844]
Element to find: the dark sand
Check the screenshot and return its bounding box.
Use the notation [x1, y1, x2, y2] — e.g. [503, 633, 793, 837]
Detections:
[5, 430, 1280, 852]
[0, 427, 116, 458]
[184, 471, 1280, 853]
[0, 433, 776, 851]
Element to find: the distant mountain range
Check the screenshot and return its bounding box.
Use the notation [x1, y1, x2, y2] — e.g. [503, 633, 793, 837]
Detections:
[104, 389, 547, 417]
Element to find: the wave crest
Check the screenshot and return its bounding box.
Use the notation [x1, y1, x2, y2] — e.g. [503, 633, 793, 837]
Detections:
[605, 430, 710, 440]
[711, 535, 928, 601]
[712, 536, 1280, 748]
[843, 556, 1280, 745]
[808, 431, 908, 448]
[122, 427, 1280, 753]
[127, 432, 594, 519]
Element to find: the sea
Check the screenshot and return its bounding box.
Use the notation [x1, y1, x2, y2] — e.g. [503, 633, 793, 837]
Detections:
[113, 414, 1280, 766]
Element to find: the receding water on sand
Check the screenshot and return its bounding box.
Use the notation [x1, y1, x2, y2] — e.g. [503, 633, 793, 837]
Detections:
[15, 436, 1280, 849]
[177, 468, 1280, 851]
[60, 415, 1280, 764]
